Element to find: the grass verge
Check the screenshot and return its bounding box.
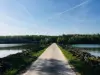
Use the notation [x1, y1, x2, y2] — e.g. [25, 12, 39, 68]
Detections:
[59, 46, 94, 75]
[3, 48, 46, 75]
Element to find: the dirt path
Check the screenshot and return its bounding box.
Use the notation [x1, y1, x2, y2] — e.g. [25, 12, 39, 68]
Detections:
[22, 43, 76, 75]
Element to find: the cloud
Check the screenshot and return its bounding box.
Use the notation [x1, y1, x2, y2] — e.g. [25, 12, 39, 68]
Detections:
[58, 0, 89, 14]
[15, 0, 33, 18]
[48, 0, 90, 20]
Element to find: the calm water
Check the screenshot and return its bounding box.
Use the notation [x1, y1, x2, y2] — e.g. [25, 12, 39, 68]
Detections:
[72, 44, 100, 48]
[0, 44, 42, 58]
[72, 44, 100, 57]
[0, 50, 22, 58]
[0, 44, 22, 47]
[0, 44, 24, 58]
[88, 50, 100, 57]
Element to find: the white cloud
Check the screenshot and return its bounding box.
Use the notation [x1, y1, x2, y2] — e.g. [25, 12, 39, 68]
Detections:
[47, 0, 90, 20]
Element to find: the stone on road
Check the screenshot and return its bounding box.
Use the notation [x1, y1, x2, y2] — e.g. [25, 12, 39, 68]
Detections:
[22, 43, 76, 75]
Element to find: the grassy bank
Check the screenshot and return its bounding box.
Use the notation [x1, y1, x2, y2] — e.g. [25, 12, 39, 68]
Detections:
[59, 46, 95, 75]
[0, 46, 47, 75]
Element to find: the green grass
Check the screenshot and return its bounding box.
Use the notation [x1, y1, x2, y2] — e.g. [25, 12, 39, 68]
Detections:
[33, 49, 45, 57]
[59, 46, 94, 75]
[3, 48, 46, 75]
[4, 69, 17, 75]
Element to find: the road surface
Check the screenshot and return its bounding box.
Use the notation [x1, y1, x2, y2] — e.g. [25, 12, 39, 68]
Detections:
[22, 43, 76, 75]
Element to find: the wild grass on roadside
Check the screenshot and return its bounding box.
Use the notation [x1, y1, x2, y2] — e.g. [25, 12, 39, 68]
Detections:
[3, 48, 46, 75]
[59, 46, 95, 75]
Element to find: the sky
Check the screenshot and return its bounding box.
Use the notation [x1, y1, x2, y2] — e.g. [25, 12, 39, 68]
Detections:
[0, 0, 100, 35]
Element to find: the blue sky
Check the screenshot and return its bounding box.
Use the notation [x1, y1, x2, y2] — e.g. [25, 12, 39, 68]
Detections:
[0, 0, 100, 35]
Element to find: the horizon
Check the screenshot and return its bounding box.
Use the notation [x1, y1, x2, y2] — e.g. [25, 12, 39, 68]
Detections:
[0, 33, 100, 36]
[0, 0, 100, 35]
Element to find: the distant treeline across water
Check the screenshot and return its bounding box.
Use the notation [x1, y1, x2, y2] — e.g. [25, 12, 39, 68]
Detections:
[0, 34, 100, 44]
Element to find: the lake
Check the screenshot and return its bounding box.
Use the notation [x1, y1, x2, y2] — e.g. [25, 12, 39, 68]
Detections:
[72, 44, 100, 57]
[0, 50, 22, 58]
[0, 44, 22, 47]
[0, 44, 24, 58]
[0, 43, 44, 58]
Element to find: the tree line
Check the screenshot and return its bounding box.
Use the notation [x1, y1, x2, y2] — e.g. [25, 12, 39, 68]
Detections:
[0, 35, 57, 44]
[0, 34, 100, 44]
[57, 34, 100, 44]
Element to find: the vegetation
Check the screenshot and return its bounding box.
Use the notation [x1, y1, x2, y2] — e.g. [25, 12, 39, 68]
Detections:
[59, 45, 100, 75]
[57, 34, 100, 44]
[0, 35, 57, 44]
[0, 44, 48, 75]
[0, 34, 100, 75]
[0, 34, 100, 44]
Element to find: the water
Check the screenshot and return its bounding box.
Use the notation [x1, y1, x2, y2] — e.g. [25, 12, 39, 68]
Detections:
[0, 44, 24, 58]
[0, 50, 22, 58]
[0, 44, 22, 47]
[88, 50, 100, 57]
[72, 44, 100, 57]
[72, 44, 100, 48]
[0, 43, 43, 58]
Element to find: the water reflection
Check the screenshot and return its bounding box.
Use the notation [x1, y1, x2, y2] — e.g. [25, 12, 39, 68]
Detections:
[88, 50, 100, 57]
[0, 43, 45, 58]
[72, 44, 100, 57]
[72, 44, 100, 48]
[0, 50, 22, 58]
[0, 44, 25, 58]
[0, 44, 23, 47]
